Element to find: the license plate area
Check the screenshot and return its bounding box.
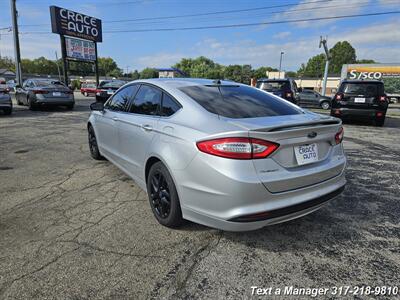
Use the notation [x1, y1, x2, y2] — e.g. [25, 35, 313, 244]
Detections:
[53, 92, 62, 97]
[354, 97, 365, 103]
[294, 143, 318, 165]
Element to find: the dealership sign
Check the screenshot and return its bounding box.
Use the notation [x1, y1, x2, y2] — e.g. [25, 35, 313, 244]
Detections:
[65, 37, 96, 61]
[50, 6, 102, 42]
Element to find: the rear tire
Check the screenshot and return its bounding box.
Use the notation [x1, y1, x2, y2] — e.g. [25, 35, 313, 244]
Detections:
[28, 97, 37, 111]
[84, 92, 88, 97]
[66, 104, 74, 110]
[321, 101, 330, 110]
[375, 118, 385, 127]
[4, 108, 12, 115]
[147, 162, 183, 228]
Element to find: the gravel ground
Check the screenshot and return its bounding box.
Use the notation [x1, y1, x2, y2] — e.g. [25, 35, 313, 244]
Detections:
[0, 93, 399, 299]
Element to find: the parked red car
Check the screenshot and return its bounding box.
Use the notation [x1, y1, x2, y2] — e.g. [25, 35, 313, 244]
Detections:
[80, 82, 97, 97]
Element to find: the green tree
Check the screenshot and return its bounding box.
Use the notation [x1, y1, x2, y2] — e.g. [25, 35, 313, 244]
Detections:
[285, 71, 297, 78]
[0, 56, 15, 71]
[355, 59, 377, 64]
[173, 56, 224, 79]
[298, 54, 326, 77]
[131, 70, 140, 80]
[328, 41, 356, 74]
[98, 57, 121, 76]
[140, 67, 158, 79]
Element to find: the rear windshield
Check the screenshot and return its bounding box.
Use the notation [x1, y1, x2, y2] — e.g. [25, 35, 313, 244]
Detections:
[83, 83, 96, 88]
[179, 85, 301, 119]
[340, 82, 383, 96]
[100, 81, 125, 88]
[34, 80, 66, 87]
[257, 81, 290, 91]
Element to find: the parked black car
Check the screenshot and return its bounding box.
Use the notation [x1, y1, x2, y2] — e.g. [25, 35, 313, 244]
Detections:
[256, 78, 299, 104]
[0, 81, 12, 115]
[95, 80, 125, 103]
[331, 80, 388, 126]
[298, 89, 332, 109]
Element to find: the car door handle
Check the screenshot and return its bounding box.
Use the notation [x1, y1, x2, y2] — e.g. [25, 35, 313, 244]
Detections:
[141, 124, 153, 131]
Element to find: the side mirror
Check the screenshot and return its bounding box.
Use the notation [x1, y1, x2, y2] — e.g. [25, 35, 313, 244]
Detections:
[90, 102, 104, 111]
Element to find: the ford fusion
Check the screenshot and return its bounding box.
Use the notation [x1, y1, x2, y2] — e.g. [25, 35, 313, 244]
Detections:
[87, 78, 346, 231]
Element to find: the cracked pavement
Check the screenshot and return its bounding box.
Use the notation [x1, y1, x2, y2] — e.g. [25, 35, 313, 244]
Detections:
[0, 94, 399, 299]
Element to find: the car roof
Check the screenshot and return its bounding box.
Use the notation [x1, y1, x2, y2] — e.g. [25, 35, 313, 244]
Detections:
[133, 78, 241, 89]
[257, 78, 290, 82]
[342, 79, 383, 84]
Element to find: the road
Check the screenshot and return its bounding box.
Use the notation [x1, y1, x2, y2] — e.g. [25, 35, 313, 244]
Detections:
[1, 93, 399, 299]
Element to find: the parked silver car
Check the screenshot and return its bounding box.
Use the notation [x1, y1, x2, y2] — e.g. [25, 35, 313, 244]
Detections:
[15, 78, 74, 110]
[87, 78, 346, 231]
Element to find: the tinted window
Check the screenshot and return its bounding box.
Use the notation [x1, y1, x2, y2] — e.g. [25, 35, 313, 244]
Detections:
[106, 85, 139, 112]
[340, 82, 383, 96]
[33, 80, 65, 87]
[161, 93, 181, 116]
[130, 85, 161, 115]
[260, 81, 290, 91]
[179, 85, 301, 119]
[100, 81, 125, 89]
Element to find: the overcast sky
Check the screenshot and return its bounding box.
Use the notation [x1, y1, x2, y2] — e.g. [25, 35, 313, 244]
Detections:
[0, 0, 399, 72]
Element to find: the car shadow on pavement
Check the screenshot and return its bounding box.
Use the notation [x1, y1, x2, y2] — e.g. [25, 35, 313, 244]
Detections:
[342, 116, 400, 129]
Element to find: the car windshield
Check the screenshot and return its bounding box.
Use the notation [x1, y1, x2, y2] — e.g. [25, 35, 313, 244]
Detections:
[341, 83, 383, 96]
[100, 81, 125, 88]
[257, 81, 290, 91]
[33, 80, 66, 87]
[179, 84, 301, 119]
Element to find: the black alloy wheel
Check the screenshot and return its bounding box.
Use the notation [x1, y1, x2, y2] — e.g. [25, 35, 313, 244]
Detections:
[88, 125, 103, 160]
[147, 162, 183, 228]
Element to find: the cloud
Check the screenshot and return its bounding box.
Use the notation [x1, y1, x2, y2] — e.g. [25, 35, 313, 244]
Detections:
[132, 19, 400, 70]
[273, 31, 291, 39]
[274, 0, 367, 28]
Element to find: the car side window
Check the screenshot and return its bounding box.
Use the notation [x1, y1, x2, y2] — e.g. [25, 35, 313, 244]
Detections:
[105, 84, 139, 112]
[129, 85, 161, 115]
[161, 93, 181, 117]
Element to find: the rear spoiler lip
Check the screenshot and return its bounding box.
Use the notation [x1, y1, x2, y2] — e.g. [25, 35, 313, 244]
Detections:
[252, 119, 341, 133]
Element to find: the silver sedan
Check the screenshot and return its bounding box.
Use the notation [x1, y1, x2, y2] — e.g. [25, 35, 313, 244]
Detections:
[87, 78, 346, 231]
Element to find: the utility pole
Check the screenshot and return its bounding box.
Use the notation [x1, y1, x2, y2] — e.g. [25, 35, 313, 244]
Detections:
[60, 35, 68, 85]
[55, 51, 62, 82]
[279, 51, 284, 79]
[319, 36, 330, 96]
[10, 0, 22, 85]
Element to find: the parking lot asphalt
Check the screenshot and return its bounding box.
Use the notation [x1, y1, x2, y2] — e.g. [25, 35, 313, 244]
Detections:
[1, 93, 399, 299]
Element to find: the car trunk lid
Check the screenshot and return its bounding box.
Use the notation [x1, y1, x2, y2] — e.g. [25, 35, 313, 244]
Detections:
[227, 113, 344, 193]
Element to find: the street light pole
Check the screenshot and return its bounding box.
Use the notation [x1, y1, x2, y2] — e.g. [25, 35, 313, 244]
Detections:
[279, 51, 284, 79]
[10, 0, 22, 85]
[319, 36, 330, 96]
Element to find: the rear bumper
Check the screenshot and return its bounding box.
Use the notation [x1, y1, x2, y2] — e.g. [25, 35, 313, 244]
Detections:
[175, 147, 347, 231]
[34, 96, 74, 106]
[331, 107, 386, 118]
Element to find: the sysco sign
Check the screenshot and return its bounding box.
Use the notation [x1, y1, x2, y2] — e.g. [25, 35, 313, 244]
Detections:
[50, 6, 102, 42]
[348, 70, 382, 80]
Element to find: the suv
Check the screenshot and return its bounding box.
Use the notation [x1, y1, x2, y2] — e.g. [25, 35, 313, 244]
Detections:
[331, 80, 388, 126]
[95, 80, 126, 103]
[256, 78, 299, 104]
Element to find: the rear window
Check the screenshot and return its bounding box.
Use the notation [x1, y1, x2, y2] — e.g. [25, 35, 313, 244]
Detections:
[179, 85, 301, 119]
[257, 81, 290, 91]
[340, 82, 383, 96]
[100, 81, 125, 88]
[34, 80, 66, 87]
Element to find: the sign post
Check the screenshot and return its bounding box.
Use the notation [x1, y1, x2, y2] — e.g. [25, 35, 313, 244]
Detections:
[50, 6, 102, 86]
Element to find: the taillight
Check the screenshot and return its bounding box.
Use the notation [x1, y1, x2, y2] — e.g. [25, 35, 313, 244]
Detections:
[33, 90, 48, 94]
[1, 89, 9, 94]
[335, 93, 343, 100]
[379, 95, 387, 102]
[285, 92, 292, 98]
[196, 137, 279, 159]
[335, 127, 344, 145]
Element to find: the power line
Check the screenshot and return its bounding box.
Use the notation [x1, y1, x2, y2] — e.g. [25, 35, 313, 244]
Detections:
[13, 0, 399, 28]
[8, 10, 399, 35]
[103, 11, 400, 33]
